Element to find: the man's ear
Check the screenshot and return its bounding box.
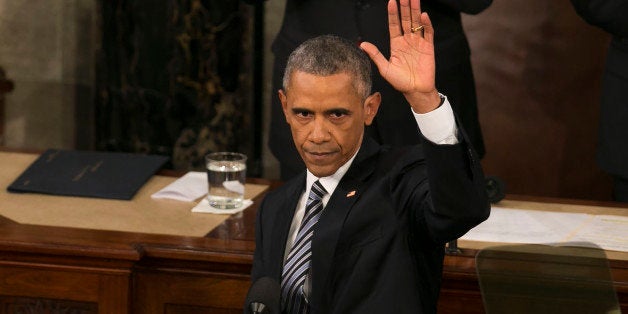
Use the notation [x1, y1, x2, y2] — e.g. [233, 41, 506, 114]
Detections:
[363, 92, 381, 126]
[279, 89, 290, 123]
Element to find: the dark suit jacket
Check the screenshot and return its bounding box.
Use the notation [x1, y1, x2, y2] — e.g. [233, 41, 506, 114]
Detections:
[269, 0, 492, 179]
[251, 135, 490, 313]
[571, 0, 628, 178]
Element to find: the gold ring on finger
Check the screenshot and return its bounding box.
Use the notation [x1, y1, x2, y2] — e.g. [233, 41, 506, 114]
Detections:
[411, 25, 424, 33]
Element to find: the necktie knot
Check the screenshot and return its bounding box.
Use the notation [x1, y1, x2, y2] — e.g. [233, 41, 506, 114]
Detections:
[308, 180, 327, 203]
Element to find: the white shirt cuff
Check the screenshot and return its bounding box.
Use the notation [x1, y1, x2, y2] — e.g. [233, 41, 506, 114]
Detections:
[411, 95, 459, 145]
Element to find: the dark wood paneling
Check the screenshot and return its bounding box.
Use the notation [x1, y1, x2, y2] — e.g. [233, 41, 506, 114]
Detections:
[0, 264, 130, 313]
[0, 296, 97, 314]
[463, 1, 613, 200]
[133, 272, 250, 314]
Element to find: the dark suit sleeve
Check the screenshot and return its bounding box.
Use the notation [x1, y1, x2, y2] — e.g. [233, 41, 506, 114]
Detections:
[571, 0, 628, 37]
[251, 196, 268, 282]
[430, 0, 493, 14]
[423, 137, 489, 243]
[394, 131, 490, 245]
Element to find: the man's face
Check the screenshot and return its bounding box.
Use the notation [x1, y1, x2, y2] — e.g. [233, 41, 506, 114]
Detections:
[279, 71, 380, 177]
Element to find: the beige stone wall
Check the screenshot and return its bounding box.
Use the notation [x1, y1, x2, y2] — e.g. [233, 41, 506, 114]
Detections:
[0, 0, 97, 150]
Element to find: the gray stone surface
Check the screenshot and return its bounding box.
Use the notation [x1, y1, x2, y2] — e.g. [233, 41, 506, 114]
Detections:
[0, 0, 97, 150]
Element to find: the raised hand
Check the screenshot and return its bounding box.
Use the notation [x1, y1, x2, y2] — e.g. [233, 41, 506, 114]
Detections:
[360, 0, 440, 113]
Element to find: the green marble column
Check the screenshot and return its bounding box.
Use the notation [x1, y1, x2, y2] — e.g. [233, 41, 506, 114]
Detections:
[96, 0, 254, 171]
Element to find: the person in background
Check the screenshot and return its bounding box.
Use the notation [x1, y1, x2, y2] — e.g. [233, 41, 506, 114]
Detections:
[571, 0, 628, 202]
[249, 0, 490, 312]
[268, 0, 492, 180]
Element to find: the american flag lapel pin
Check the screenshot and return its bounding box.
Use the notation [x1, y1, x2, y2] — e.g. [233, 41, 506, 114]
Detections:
[346, 190, 356, 198]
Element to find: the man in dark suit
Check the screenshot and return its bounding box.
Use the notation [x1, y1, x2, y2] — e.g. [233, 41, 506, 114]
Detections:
[571, 0, 628, 202]
[268, 0, 492, 180]
[249, 0, 490, 312]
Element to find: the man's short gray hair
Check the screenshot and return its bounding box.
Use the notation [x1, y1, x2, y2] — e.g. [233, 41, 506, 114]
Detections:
[283, 35, 372, 99]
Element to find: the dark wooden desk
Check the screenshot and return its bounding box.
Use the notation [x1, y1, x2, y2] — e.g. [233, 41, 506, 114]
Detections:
[0, 180, 626, 312]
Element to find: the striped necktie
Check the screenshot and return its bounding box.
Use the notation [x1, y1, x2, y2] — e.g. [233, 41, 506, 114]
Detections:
[281, 180, 327, 314]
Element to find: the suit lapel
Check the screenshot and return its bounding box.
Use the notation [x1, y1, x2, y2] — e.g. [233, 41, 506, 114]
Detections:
[269, 173, 306, 279]
[309, 137, 381, 309]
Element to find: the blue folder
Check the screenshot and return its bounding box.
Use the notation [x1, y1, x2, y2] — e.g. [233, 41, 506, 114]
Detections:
[7, 149, 169, 200]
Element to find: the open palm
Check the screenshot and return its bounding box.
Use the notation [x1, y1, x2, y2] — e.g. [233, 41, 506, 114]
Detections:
[361, 0, 438, 112]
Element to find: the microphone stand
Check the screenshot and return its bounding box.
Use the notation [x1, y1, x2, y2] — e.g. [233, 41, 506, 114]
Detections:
[446, 239, 461, 254]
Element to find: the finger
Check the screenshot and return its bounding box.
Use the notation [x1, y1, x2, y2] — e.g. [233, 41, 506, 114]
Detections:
[410, 0, 421, 28]
[420, 12, 434, 43]
[359, 42, 389, 76]
[399, 0, 412, 35]
[387, 0, 401, 38]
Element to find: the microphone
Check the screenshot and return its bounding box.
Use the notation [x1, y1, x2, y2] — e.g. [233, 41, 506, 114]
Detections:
[244, 277, 280, 314]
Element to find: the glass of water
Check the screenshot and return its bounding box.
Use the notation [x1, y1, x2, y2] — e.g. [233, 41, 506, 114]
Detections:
[205, 152, 247, 209]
